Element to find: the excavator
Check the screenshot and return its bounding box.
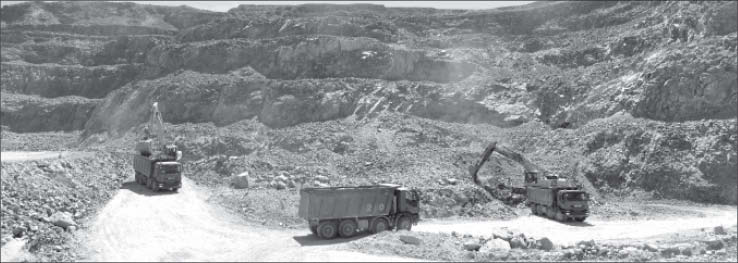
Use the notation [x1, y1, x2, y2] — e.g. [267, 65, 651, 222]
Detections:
[469, 142, 590, 222]
[133, 102, 183, 192]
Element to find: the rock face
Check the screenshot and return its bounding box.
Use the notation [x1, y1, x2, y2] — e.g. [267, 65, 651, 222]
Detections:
[1, 93, 100, 132]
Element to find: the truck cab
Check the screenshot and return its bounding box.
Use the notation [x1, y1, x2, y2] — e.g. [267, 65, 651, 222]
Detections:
[556, 190, 589, 221]
[152, 161, 182, 190]
[396, 187, 420, 214]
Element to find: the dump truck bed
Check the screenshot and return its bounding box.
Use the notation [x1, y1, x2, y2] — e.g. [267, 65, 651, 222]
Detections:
[527, 187, 556, 206]
[298, 185, 397, 220]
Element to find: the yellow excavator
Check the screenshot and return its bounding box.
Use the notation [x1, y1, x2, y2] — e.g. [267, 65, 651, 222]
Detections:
[469, 142, 590, 222]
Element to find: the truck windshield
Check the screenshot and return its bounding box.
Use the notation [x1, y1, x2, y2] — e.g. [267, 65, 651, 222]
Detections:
[563, 192, 588, 201]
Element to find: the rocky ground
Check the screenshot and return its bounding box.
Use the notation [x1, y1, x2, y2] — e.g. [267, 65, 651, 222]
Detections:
[350, 225, 738, 262]
[0, 152, 129, 261]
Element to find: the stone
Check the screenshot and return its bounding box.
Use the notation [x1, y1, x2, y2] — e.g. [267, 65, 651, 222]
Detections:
[661, 246, 680, 257]
[536, 237, 554, 251]
[713, 225, 727, 235]
[274, 181, 287, 190]
[509, 237, 526, 249]
[576, 239, 595, 248]
[399, 235, 422, 245]
[314, 175, 329, 182]
[12, 227, 25, 238]
[463, 241, 482, 251]
[480, 238, 511, 252]
[704, 239, 724, 250]
[230, 172, 250, 189]
[446, 178, 458, 185]
[492, 229, 513, 241]
[49, 211, 76, 228]
[643, 243, 658, 252]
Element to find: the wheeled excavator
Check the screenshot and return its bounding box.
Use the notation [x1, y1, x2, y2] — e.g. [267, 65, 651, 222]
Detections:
[469, 142, 590, 222]
[133, 102, 183, 192]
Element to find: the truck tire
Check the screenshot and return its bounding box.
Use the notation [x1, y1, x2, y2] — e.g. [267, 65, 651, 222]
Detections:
[397, 216, 413, 231]
[318, 221, 338, 239]
[371, 217, 389, 234]
[338, 220, 358, 238]
[574, 217, 586, 222]
[555, 211, 566, 221]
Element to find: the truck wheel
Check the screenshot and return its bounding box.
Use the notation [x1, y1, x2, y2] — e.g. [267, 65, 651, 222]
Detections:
[574, 217, 586, 222]
[338, 220, 358, 238]
[397, 216, 413, 231]
[555, 211, 566, 221]
[318, 221, 338, 239]
[371, 217, 389, 234]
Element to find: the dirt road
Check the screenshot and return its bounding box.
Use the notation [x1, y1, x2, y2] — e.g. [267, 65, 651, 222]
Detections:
[0, 151, 94, 162]
[415, 205, 737, 246]
[75, 177, 421, 262]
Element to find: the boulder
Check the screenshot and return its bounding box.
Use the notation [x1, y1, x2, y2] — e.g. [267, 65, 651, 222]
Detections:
[536, 237, 554, 251]
[230, 172, 250, 189]
[273, 181, 287, 190]
[704, 239, 725, 250]
[509, 237, 526, 249]
[576, 239, 595, 249]
[463, 241, 482, 251]
[643, 243, 658, 252]
[660, 246, 680, 257]
[399, 235, 422, 245]
[480, 238, 510, 252]
[49, 211, 76, 229]
[713, 225, 727, 235]
[12, 226, 25, 238]
[492, 229, 513, 241]
[315, 175, 329, 182]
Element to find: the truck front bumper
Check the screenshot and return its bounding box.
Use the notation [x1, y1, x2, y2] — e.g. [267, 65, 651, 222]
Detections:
[155, 181, 182, 190]
[562, 210, 589, 217]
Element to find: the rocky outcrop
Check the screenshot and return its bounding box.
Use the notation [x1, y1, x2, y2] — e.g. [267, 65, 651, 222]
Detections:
[632, 38, 737, 121]
[0, 93, 100, 132]
[580, 117, 737, 204]
[1, 61, 142, 98]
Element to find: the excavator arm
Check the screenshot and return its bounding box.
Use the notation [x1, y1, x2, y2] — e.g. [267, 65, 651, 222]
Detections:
[141, 102, 181, 161]
[469, 142, 544, 187]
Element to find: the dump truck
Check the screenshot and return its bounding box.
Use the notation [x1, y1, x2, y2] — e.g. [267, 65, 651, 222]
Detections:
[133, 102, 182, 192]
[298, 184, 420, 239]
[469, 142, 590, 222]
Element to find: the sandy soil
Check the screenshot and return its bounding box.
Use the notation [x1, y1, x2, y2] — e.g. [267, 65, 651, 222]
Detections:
[74, 177, 421, 262]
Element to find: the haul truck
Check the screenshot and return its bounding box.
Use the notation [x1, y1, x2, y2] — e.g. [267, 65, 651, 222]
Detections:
[298, 184, 420, 239]
[133, 102, 182, 192]
[469, 142, 590, 222]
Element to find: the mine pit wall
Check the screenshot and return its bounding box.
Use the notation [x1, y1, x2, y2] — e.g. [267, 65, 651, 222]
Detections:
[0, 94, 101, 133]
[142, 36, 476, 83]
[0, 62, 143, 99]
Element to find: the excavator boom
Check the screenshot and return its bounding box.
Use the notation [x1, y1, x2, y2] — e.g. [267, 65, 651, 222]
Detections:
[469, 142, 544, 187]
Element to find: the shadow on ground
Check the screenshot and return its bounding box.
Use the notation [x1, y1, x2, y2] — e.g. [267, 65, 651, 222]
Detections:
[120, 181, 179, 197]
[293, 232, 373, 246]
